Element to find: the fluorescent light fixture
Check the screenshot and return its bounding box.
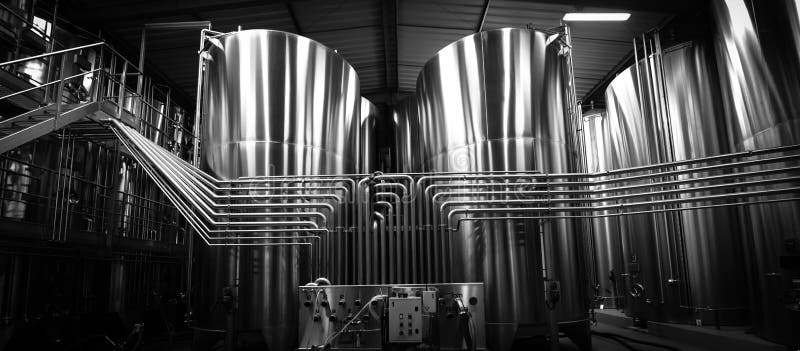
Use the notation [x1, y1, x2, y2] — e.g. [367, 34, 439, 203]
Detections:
[562, 12, 631, 21]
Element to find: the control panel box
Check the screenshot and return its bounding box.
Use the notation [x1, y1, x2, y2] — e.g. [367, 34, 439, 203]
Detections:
[422, 290, 437, 312]
[298, 283, 485, 350]
[388, 297, 422, 343]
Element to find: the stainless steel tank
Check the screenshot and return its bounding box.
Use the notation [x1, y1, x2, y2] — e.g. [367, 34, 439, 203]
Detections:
[416, 28, 588, 350]
[359, 97, 378, 173]
[581, 109, 625, 310]
[197, 29, 359, 350]
[604, 62, 674, 323]
[662, 41, 748, 325]
[392, 97, 422, 173]
[603, 41, 749, 325]
[202, 30, 360, 178]
[712, 0, 800, 344]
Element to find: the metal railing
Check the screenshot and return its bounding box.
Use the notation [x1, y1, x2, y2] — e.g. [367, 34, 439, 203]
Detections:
[0, 40, 195, 244]
[0, 40, 197, 153]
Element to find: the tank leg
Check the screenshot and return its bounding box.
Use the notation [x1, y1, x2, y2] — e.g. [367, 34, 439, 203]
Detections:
[560, 319, 592, 351]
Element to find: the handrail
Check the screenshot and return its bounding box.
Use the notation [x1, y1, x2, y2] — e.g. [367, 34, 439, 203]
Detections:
[0, 68, 100, 101]
[0, 42, 105, 68]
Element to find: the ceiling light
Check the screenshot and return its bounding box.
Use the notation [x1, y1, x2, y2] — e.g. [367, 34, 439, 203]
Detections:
[562, 12, 631, 21]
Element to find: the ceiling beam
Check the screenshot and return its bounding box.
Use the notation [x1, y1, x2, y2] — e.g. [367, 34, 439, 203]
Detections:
[62, 0, 296, 25]
[381, 0, 398, 105]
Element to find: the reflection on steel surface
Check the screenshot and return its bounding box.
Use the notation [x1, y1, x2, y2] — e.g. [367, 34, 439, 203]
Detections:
[712, 0, 800, 343]
[359, 97, 379, 173]
[602, 40, 751, 324]
[198, 29, 359, 351]
[202, 29, 359, 179]
[393, 96, 423, 173]
[415, 27, 586, 348]
[663, 41, 748, 325]
[581, 109, 625, 310]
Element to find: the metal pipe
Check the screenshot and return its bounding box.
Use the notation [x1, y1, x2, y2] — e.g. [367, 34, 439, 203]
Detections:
[447, 186, 800, 231]
[455, 196, 800, 231]
[374, 202, 394, 283]
[430, 169, 800, 222]
[113, 127, 333, 239]
[116, 122, 342, 226]
[440, 176, 800, 228]
[376, 193, 401, 282]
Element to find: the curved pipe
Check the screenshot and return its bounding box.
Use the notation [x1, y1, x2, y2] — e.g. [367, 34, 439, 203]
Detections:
[121, 133, 327, 275]
[372, 210, 387, 284]
[375, 196, 400, 282]
[116, 123, 343, 227]
[114, 127, 334, 257]
[120, 130, 333, 229]
[124, 125, 346, 212]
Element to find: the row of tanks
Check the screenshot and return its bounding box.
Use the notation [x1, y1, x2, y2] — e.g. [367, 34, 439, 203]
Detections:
[194, 26, 589, 351]
[190, 1, 800, 349]
[585, 0, 800, 346]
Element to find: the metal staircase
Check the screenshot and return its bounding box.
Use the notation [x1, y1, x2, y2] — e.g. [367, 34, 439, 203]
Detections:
[0, 41, 158, 155]
[0, 101, 106, 153]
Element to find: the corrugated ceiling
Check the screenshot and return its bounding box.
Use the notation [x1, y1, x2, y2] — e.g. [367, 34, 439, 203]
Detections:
[62, 0, 679, 106]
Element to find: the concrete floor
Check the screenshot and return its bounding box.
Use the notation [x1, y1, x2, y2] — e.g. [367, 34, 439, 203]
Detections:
[567, 309, 789, 351]
[143, 309, 789, 350]
[558, 322, 707, 351]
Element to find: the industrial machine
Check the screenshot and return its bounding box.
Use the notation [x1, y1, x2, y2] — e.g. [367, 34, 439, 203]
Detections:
[298, 283, 486, 350]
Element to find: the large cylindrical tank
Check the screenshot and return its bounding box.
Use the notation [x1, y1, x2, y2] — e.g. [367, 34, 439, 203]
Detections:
[662, 41, 749, 325]
[202, 30, 360, 178]
[196, 29, 359, 350]
[711, 0, 800, 344]
[416, 28, 588, 350]
[392, 97, 422, 173]
[581, 109, 625, 310]
[603, 40, 749, 325]
[604, 62, 673, 323]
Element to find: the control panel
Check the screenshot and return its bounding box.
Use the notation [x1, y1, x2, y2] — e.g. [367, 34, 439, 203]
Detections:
[388, 297, 422, 343]
[298, 283, 486, 350]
